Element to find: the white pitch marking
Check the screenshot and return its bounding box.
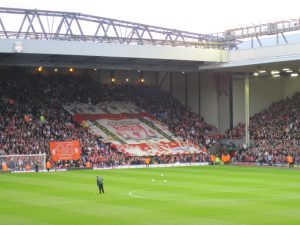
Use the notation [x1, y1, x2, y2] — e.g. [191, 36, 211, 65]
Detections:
[128, 186, 300, 202]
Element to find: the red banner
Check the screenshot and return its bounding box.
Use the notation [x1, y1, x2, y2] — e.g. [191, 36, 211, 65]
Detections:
[49, 140, 81, 162]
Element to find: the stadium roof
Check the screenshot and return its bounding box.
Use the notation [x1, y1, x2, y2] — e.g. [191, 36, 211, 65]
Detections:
[0, 7, 300, 74]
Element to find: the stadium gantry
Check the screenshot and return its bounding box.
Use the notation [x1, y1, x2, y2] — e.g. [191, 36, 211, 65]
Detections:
[0, 7, 234, 49]
[0, 7, 299, 49]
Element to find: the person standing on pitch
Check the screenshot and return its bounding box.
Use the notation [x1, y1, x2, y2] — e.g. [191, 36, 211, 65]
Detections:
[34, 161, 39, 172]
[96, 176, 104, 194]
[46, 160, 51, 172]
[287, 154, 293, 168]
[145, 157, 150, 168]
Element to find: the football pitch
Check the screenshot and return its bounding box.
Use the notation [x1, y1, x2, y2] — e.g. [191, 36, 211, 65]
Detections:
[1, 166, 300, 225]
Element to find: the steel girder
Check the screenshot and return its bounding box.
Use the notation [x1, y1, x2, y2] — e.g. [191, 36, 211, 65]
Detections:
[0, 7, 237, 49]
[212, 19, 300, 48]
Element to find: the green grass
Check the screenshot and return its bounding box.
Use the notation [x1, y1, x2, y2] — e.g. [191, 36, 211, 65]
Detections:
[1, 166, 300, 225]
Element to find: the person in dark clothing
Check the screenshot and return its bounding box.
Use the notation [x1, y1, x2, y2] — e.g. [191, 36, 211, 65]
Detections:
[96, 176, 104, 194]
[34, 162, 39, 172]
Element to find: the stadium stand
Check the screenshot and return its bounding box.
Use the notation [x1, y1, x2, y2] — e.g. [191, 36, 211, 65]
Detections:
[227, 93, 300, 165]
[0, 72, 212, 170]
[2, 71, 299, 171]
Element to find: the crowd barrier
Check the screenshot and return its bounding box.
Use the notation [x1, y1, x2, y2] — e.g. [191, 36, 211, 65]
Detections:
[4, 161, 298, 173]
[93, 162, 209, 170]
[2, 162, 209, 173]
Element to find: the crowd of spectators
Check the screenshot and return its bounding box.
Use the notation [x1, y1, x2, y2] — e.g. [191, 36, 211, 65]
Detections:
[227, 93, 300, 165]
[0, 72, 213, 170]
[0, 72, 125, 170]
[109, 84, 217, 146]
[3, 71, 298, 170]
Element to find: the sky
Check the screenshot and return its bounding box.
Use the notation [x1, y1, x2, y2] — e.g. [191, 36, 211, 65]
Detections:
[1, 0, 300, 34]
